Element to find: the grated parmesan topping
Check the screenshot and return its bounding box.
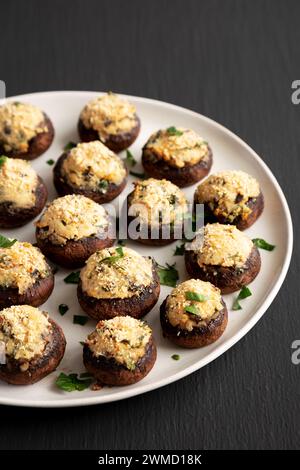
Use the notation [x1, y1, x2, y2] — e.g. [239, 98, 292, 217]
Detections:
[86, 316, 152, 370]
[166, 279, 223, 331]
[80, 246, 153, 299]
[61, 141, 126, 188]
[0, 157, 38, 208]
[144, 128, 209, 168]
[80, 92, 138, 141]
[0, 101, 47, 153]
[36, 194, 109, 246]
[0, 305, 51, 361]
[0, 242, 51, 294]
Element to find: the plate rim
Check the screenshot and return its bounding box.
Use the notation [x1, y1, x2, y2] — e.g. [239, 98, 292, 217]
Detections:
[0, 90, 293, 408]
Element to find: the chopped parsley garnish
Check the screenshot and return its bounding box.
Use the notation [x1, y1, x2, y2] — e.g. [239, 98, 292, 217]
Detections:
[252, 238, 275, 251]
[171, 354, 180, 361]
[232, 286, 252, 311]
[130, 170, 146, 179]
[185, 291, 208, 302]
[56, 372, 92, 392]
[46, 159, 55, 166]
[0, 234, 17, 248]
[174, 242, 185, 256]
[58, 304, 69, 316]
[166, 126, 183, 136]
[64, 271, 80, 284]
[98, 179, 109, 193]
[100, 246, 124, 265]
[117, 239, 125, 246]
[79, 341, 85, 346]
[0, 155, 8, 167]
[156, 262, 179, 287]
[64, 141, 77, 151]
[73, 315, 89, 326]
[124, 150, 137, 167]
[79, 372, 93, 379]
[184, 305, 199, 315]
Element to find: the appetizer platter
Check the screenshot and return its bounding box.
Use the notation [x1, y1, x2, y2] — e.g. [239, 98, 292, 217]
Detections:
[0, 91, 292, 407]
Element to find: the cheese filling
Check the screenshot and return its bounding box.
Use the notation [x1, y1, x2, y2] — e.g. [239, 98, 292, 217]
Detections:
[195, 170, 260, 221]
[61, 141, 126, 188]
[129, 178, 188, 225]
[0, 305, 51, 362]
[0, 157, 38, 208]
[188, 223, 253, 268]
[0, 102, 47, 153]
[86, 316, 152, 370]
[80, 92, 138, 140]
[0, 242, 51, 294]
[144, 128, 209, 168]
[166, 279, 223, 331]
[36, 195, 109, 246]
[80, 246, 153, 299]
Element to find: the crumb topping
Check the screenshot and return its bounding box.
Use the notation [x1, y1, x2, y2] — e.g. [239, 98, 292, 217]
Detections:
[0, 157, 38, 208]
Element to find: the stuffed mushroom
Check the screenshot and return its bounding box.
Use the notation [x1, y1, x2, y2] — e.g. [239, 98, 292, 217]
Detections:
[36, 194, 114, 269]
[77, 246, 160, 321]
[83, 316, 156, 386]
[0, 305, 66, 385]
[0, 241, 54, 309]
[160, 279, 228, 348]
[185, 223, 261, 294]
[0, 157, 47, 228]
[194, 170, 264, 230]
[0, 101, 54, 160]
[142, 127, 212, 187]
[126, 178, 188, 245]
[53, 141, 127, 203]
[78, 92, 140, 153]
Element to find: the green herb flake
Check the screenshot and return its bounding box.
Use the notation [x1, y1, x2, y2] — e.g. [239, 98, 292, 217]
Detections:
[171, 354, 180, 361]
[64, 141, 77, 151]
[184, 305, 199, 315]
[73, 315, 89, 326]
[174, 242, 185, 256]
[0, 234, 17, 248]
[166, 126, 183, 136]
[46, 159, 55, 166]
[156, 262, 179, 287]
[252, 238, 275, 251]
[58, 304, 69, 316]
[0, 155, 8, 167]
[130, 170, 146, 179]
[117, 239, 125, 246]
[79, 341, 85, 346]
[98, 179, 109, 193]
[125, 150, 137, 167]
[185, 291, 208, 302]
[100, 246, 124, 265]
[79, 372, 93, 379]
[232, 286, 252, 311]
[64, 271, 80, 284]
[55, 372, 92, 392]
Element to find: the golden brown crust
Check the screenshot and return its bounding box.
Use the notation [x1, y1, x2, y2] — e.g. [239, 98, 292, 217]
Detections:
[0, 176, 48, 228]
[185, 245, 261, 294]
[160, 298, 228, 348]
[77, 267, 160, 321]
[83, 335, 156, 386]
[0, 272, 55, 309]
[0, 318, 66, 385]
[142, 145, 213, 187]
[53, 151, 127, 203]
[0, 114, 54, 160]
[77, 116, 141, 153]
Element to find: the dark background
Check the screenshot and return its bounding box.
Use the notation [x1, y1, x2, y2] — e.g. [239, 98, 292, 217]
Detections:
[0, 0, 299, 450]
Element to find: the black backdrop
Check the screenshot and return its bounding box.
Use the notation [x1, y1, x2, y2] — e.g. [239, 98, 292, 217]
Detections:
[0, 0, 299, 450]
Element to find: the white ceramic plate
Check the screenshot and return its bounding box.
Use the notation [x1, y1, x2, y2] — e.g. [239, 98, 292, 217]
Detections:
[0, 91, 293, 407]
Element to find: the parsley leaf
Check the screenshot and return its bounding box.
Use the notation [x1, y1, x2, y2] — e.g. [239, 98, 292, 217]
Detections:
[64, 271, 80, 284]
[0, 155, 8, 167]
[73, 315, 89, 325]
[0, 234, 17, 248]
[171, 354, 180, 361]
[58, 304, 69, 316]
[184, 305, 199, 315]
[166, 126, 183, 136]
[185, 291, 208, 302]
[100, 246, 124, 265]
[252, 238, 275, 251]
[64, 141, 77, 151]
[232, 286, 252, 311]
[124, 150, 137, 167]
[156, 262, 179, 287]
[98, 179, 109, 193]
[174, 242, 185, 256]
[56, 372, 92, 392]
[46, 159, 55, 166]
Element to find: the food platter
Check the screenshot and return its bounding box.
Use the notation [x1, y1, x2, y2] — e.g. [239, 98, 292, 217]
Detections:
[0, 91, 293, 407]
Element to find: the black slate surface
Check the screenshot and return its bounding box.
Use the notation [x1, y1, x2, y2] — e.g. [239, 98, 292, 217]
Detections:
[0, 0, 299, 450]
